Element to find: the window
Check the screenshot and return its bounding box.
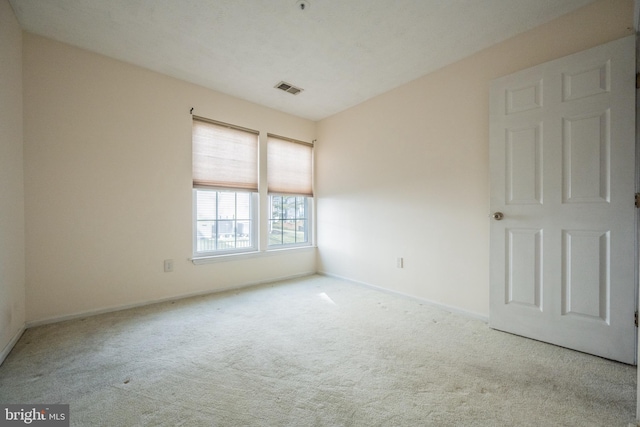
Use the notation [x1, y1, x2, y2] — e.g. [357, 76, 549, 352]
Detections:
[269, 195, 308, 246]
[191, 117, 314, 257]
[267, 134, 313, 248]
[195, 190, 255, 253]
[192, 117, 258, 255]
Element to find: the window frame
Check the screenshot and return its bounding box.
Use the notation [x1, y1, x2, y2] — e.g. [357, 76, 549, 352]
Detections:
[267, 194, 312, 249]
[192, 188, 259, 257]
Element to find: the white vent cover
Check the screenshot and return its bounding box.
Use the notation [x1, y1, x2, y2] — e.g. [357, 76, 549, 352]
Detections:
[275, 81, 304, 95]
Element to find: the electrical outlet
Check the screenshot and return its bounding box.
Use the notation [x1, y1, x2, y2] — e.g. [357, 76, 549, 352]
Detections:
[397, 257, 404, 268]
[164, 259, 174, 272]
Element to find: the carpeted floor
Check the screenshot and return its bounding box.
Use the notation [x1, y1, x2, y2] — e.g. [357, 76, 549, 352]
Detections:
[0, 275, 636, 426]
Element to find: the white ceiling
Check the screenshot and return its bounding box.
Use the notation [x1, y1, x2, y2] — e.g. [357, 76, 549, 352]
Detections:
[9, 0, 597, 121]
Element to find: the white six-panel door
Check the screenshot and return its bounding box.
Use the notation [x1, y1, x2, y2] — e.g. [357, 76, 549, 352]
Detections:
[489, 36, 636, 364]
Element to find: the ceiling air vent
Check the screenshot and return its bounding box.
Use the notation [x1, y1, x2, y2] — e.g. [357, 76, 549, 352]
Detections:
[275, 81, 303, 95]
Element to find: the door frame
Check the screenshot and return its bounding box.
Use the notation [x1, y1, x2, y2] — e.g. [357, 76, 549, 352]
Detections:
[633, 0, 640, 425]
[634, 1, 640, 420]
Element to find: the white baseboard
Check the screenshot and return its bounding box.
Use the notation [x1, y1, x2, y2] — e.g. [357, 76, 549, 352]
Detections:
[26, 272, 315, 328]
[318, 271, 489, 323]
[0, 325, 26, 366]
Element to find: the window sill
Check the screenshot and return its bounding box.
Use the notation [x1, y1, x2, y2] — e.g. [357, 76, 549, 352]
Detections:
[191, 245, 316, 265]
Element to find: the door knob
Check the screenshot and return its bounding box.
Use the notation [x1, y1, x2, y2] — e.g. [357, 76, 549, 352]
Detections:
[492, 212, 504, 220]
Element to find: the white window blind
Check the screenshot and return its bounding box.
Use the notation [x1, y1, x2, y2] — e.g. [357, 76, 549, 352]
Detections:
[267, 134, 313, 196]
[192, 117, 258, 191]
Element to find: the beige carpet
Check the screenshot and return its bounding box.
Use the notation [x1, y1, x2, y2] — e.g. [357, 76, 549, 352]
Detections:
[0, 275, 636, 426]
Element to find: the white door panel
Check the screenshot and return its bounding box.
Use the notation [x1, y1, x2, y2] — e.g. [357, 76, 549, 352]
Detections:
[490, 36, 636, 364]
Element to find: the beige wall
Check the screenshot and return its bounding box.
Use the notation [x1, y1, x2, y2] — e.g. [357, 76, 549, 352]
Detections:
[23, 34, 316, 324]
[0, 0, 26, 360]
[315, 0, 634, 318]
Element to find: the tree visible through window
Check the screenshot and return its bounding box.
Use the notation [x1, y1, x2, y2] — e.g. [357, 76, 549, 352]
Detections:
[269, 195, 308, 246]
